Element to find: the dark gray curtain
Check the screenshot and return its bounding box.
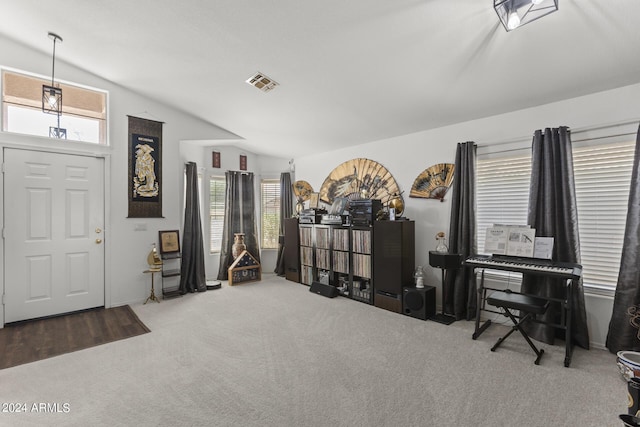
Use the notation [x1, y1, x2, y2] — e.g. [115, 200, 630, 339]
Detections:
[217, 171, 261, 280]
[607, 124, 640, 353]
[445, 142, 478, 320]
[241, 172, 261, 263]
[179, 162, 207, 294]
[275, 172, 293, 275]
[522, 127, 590, 349]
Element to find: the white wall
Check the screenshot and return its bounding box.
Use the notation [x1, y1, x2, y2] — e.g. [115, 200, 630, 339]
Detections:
[180, 143, 290, 280]
[0, 35, 242, 321]
[2, 33, 637, 347]
[294, 83, 640, 349]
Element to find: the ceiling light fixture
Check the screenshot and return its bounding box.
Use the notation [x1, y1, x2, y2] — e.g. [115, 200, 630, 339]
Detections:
[246, 72, 279, 93]
[42, 31, 66, 138]
[494, 0, 558, 32]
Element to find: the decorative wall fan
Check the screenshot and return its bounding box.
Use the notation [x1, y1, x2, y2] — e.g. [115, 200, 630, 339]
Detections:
[293, 180, 313, 212]
[318, 158, 402, 207]
[410, 163, 455, 202]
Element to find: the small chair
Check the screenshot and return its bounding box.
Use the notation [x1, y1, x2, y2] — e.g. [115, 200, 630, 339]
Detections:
[486, 290, 549, 365]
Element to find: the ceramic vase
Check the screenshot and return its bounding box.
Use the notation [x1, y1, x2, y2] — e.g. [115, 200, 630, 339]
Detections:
[232, 233, 246, 259]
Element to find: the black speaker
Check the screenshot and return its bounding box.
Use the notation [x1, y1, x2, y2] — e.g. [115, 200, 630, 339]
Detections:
[310, 281, 339, 298]
[403, 286, 436, 320]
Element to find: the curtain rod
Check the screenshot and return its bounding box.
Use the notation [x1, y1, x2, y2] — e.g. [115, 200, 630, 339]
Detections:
[477, 118, 639, 148]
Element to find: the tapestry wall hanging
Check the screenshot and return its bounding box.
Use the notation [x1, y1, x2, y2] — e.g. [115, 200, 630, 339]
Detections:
[318, 158, 402, 207]
[128, 116, 163, 218]
[409, 163, 455, 202]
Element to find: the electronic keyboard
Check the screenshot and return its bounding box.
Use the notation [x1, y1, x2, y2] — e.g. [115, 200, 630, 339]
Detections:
[464, 254, 582, 280]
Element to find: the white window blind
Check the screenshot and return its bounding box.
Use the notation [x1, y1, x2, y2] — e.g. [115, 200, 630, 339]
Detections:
[476, 140, 635, 291]
[573, 141, 634, 289]
[476, 152, 531, 255]
[261, 179, 280, 249]
[209, 176, 225, 252]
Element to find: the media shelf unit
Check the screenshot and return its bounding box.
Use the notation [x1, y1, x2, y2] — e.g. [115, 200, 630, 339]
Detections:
[296, 220, 414, 308]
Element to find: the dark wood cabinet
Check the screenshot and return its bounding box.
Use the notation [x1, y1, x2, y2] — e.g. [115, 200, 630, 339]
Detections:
[373, 220, 415, 313]
[294, 220, 415, 309]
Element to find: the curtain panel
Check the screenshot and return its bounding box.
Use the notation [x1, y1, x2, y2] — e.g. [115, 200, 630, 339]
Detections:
[446, 142, 478, 320]
[522, 127, 590, 349]
[217, 171, 260, 280]
[179, 162, 207, 294]
[607, 124, 640, 353]
[275, 172, 293, 275]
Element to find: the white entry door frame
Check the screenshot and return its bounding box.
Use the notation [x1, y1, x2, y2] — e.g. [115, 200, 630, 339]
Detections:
[1, 146, 111, 326]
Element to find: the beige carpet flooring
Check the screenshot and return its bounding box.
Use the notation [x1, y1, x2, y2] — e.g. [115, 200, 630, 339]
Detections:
[0, 274, 626, 426]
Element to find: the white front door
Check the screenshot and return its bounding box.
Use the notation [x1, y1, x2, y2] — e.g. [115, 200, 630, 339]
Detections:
[4, 148, 105, 323]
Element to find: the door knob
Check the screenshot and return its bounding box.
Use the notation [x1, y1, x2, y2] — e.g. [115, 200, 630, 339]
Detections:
[96, 239, 103, 244]
[95, 228, 102, 233]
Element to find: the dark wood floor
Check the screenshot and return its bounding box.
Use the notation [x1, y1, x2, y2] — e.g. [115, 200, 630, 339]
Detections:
[0, 305, 150, 370]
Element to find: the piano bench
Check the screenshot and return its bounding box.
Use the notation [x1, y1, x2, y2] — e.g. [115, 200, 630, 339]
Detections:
[486, 291, 550, 365]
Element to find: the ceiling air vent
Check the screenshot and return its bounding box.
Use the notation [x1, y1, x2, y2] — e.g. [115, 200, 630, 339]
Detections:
[246, 72, 279, 93]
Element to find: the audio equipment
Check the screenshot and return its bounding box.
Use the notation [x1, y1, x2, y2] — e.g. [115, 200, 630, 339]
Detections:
[310, 281, 339, 298]
[403, 286, 436, 320]
[349, 199, 382, 226]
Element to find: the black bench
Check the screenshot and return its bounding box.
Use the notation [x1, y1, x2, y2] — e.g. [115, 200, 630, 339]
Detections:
[486, 290, 550, 365]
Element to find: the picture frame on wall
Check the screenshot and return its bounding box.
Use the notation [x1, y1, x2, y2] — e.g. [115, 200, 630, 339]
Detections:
[212, 151, 221, 168]
[158, 230, 180, 255]
[127, 116, 164, 218]
[240, 154, 247, 171]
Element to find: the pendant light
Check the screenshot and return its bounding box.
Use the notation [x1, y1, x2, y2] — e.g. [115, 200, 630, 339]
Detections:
[494, 0, 559, 32]
[42, 32, 66, 138]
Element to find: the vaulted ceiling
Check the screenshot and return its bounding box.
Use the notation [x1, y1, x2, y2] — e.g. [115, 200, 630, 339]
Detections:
[2, 1, 640, 157]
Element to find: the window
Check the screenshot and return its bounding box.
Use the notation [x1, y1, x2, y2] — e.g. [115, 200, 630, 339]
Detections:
[476, 140, 635, 292]
[209, 176, 225, 252]
[2, 70, 107, 144]
[261, 179, 281, 249]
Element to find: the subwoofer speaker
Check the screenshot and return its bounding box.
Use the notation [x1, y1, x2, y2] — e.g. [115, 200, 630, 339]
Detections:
[310, 281, 339, 298]
[403, 286, 436, 320]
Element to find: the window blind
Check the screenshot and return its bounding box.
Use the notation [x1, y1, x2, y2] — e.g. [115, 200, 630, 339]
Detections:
[476, 140, 635, 291]
[261, 179, 280, 249]
[573, 141, 634, 289]
[209, 176, 225, 252]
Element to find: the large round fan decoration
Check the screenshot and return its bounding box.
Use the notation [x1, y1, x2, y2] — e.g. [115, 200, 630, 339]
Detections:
[410, 163, 455, 201]
[318, 158, 402, 207]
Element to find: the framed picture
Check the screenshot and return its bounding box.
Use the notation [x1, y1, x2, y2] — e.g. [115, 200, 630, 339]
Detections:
[159, 230, 180, 255]
[127, 116, 163, 218]
[240, 154, 247, 171]
[309, 192, 320, 209]
[212, 151, 221, 168]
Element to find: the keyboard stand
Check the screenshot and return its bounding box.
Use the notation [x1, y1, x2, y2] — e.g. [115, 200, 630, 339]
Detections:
[467, 256, 578, 368]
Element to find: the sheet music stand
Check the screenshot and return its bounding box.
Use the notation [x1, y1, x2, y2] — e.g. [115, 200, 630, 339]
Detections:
[428, 251, 463, 325]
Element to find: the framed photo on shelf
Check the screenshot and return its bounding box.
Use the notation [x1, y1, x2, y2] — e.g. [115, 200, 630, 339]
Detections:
[158, 230, 180, 255]
[309, 192, 320, 209]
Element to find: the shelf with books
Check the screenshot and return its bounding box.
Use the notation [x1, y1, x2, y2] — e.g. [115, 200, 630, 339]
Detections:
[294, 221, 414, 309]
[299, 224, 315, 286]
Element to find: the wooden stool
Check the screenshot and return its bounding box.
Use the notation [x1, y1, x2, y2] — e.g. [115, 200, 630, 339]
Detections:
[486, 290, 549, 365]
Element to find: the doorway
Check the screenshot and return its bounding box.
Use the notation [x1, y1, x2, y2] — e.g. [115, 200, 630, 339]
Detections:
[3, 148, 105, 323]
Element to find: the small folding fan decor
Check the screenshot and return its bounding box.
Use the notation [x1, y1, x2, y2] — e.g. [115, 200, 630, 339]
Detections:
[293, 180, 314, 212]
[410, 163, 455, 202]
[293, 180, 313, 201]
[318, 158, 402, 207]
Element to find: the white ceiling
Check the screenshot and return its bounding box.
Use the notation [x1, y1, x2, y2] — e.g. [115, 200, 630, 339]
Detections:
[2, 0, 640, 158]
